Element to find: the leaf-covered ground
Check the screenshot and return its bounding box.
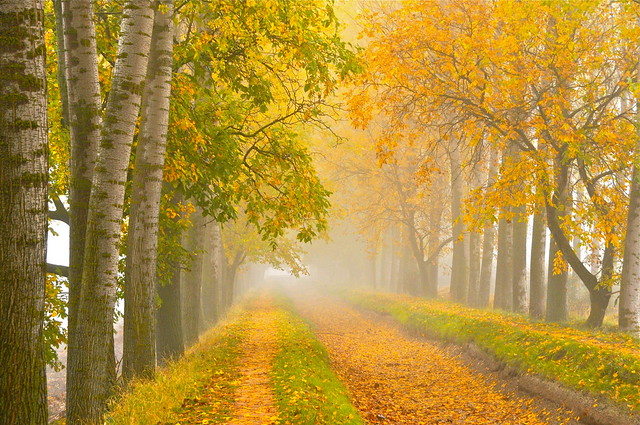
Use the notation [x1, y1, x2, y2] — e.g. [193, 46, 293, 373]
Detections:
[288, 286, 579, 425]
[107, 292, 361, 424]
[345, 290, 640, 415]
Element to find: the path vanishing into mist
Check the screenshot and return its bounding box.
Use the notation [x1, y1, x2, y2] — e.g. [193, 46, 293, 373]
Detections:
[285, 284, 578, 425]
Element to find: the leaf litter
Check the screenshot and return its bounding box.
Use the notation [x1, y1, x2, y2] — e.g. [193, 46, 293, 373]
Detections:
[288, 287, 579, 425]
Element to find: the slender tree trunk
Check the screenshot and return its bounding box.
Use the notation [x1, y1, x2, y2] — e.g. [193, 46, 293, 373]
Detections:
[545, 158, 571, 324]
[494, 213, 513, 310]
[223, 260, 240, 310]
[468, 231, 481, 306]
[477, 223, 495, 308]
[202, 221, 223, 326]
[60, 1, 103, 416]
[546, 236, 568, 322]
[182, 210, 205, 348]
[0, 2, 48, 422]
[123, 0, 174, 381]
[53, 0, 69, 126]
[585, 244, 613, 328]
[449, 141, 468, 301]
[156, 191, 184, 366]
[68, 2, 154, 423]
[621, 162, 640, 334]
[529, 211, 546, 319]
[512, 206, 528, 314]
[477, 151, 498, 308]
[156, 262, 184, 366]
[620, 78, 640, 334]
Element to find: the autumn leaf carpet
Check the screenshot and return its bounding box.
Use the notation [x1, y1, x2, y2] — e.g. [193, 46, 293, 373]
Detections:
[287, 285, 579, 425]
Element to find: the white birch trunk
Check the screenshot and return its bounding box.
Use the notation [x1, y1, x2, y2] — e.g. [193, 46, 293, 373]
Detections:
[68, 1, 154, 423]
[123, 0, 174, 381]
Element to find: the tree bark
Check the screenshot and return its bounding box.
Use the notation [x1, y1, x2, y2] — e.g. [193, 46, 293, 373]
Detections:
[477, 150, 498, 308]
[68, 2, 154, 423]
[512, 206, 528, 314]
[182, 210, 205, 348]
[494, 213, 513, 310]
[468, 231, 481, 306]
[53, 0, 69, 126]
[545, 156, 571, 323]
[449, 141, 468, 302]
[529, 210, 546, 319]
[123, 0, 174, 381]
[156, 260, 184, 366]
[621, 164, 640, 334]
[477, 223, 495, 308]
[0, 2, 49, 422]
[202, 220, 223, 326]
[546, 236, 568, 322]
[156, 190, 184, 366]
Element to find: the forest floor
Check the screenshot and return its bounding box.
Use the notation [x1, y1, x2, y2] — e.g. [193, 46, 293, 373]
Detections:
[285, 283, 580, 425]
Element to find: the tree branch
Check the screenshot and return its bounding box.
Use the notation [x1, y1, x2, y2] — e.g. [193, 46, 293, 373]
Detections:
[47, 263, 69, 278]
[48, 194, 69, 224]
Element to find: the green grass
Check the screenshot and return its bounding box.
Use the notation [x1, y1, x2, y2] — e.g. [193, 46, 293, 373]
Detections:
[344, 290, 640, 415]
[271, 295, 364, 425]
[105, 307, 248, 424]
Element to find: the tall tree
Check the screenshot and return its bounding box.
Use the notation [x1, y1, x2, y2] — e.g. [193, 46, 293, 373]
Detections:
[0, 1, 49, 423]
[67, 1, 154, 422]
[60, 0, 103, 416]
[123, 0, 175, 381]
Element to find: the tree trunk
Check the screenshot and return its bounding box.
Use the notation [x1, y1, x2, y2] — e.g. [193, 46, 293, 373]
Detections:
[0, 2, 49, 422]
[585, 243, 613, 328]
[223, 261, 239, 310]
[620, 91, 640, 334]
[182, 210, 205, 348]
[156, 191, 184, 367]
[468, 231, 482, 306]
[621, 169, 640, 333]
[546, 236, 568, 322]
[68, 2, 154, 423]
[529, 211, 546, 319]
[449, 141, 468, 302]
[477, 150, 498, 308]
[60, 0, 104, 416]
[545, 157, 571, 324]
[156, 261, 184, 366]
[202, 221, 223, 326]
[123, 0, 174, 381]
[494, 213, 513, 310]
[477, 223, 495, 308]
[512, 206, 528, 314]
[53, 0, 69, 126]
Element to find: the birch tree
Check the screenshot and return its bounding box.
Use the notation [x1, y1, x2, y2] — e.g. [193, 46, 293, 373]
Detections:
[66, 1, 154, 422]
[123, 0, 174, 381]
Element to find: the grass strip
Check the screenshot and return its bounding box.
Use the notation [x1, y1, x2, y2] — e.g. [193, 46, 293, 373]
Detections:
[271, 295, 364, 425]
[344, 290, 640, 414]
[106, 306, 249, 425]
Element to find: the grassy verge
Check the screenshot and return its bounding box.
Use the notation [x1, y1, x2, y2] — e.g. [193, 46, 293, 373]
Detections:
[105, 307, 248, 424]
[271, 295, 364, 425]
[344, 290, 640, 414]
